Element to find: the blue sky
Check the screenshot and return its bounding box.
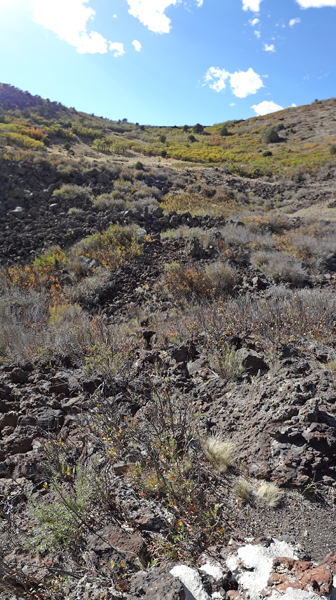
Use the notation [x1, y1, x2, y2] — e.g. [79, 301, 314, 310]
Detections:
[0, 0, 335, 125]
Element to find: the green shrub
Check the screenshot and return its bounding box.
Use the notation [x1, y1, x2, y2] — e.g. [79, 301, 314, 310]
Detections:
[330, 144, 336, 155]
[188, 135, 196, 143]
[262, 150, 273, 157]
[161, 149, 167, 158]
[159, 135, 166, 143]
[26, 462, 104, 552]
[264, 128, 281, 143]
[134, 160, 144, 170]
[219, 125, 229, 137]
[52, 184, 92, 201]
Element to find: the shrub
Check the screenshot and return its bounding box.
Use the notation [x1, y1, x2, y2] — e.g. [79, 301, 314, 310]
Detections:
[220, 125, 229, 137]
[52, 184, 92, 201]
[188, 134, 197, 143]
[204, 262, 237, 295]
[162, 261, 236, 303]
[159, 135, 166, 143]
[203, 437, 235, 473]
[161, 149, 167, 158]
[193, 123, 204, 134]
[92, 194, 126, 212]
[134, 160, 144, 170]
[262, 150, 273, 157]
[26, 462, 105, 552]
[251, 250, 308, 285]
[330, 144, 336, 155]
[75, 223, 143, 270]
[264, 128, 281, 143]
[33, 246, 67, 275]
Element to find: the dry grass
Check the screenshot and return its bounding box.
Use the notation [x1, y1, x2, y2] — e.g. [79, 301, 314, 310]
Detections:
[203, 437, 235, 473]
[257, 482, 283, 508]
[235, 478, 252, 502]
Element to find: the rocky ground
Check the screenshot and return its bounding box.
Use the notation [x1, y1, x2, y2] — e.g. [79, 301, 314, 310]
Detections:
[2, 117, 336, 598]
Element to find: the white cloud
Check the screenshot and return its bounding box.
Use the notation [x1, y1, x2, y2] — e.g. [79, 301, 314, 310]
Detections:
[230, 68, 264, 98]
[242, 0, 263, 11]
[296, 0, 336, 6]
[30, 0, 126, 55]
[264, 43, 275, 51]
[206, 67, 264, 98]
[291, 103, 297, 106]
[109, 42, 125, 57]
[254, 30, 261, 37]
[205, 67, 230, 92]
[113, 14, 117, 18]
[230, 103, 236, 106]
[126, 0, 177, 33]
[249, 17, 259, 25]
[251, 100, 283, 115]
[132, 39, 142, 51]
[289, 17, 301, 25]
[30, 0, 111, 53]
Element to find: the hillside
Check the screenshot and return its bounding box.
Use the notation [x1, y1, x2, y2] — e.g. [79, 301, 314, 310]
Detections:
[1, 85, 336, 599]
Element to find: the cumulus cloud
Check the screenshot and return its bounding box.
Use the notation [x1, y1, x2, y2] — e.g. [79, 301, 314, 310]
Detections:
[205, 67, 264, 98]
[251, 100, 283, 115]
[132, 39, 142, 51]
[242, 0, 263, 11]
[264, 43, 275, 51]
[126, 0, 177, 33]
[289, 17, 301, 25]
[30, 0, 127, 54]
[254, 30, 261, 37]
[109, 42, 125, 57]
[126, 0, 203, 33]
[205, 67, 230, 92]
[230, 68, 264, 98]
[296, 0, 336, 6]
[249, 17, 259, 25]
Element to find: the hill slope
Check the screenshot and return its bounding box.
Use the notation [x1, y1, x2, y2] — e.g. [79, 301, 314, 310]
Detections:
[1, 85, 336, 599]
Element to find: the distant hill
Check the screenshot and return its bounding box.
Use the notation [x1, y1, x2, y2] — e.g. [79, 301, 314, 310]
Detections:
[0, 83, 336, 179]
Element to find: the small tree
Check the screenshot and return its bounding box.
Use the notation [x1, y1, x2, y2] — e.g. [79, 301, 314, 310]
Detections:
[219, 125, 229, 137]
[188, 134, 197, 143]
[159, 134, 166, 143]
[193, 123, 204, 134]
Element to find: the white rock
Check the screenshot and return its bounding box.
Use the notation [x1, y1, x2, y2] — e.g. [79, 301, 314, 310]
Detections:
[271, 588, 325, 600]
[226, 539, 298, 600]
[170, 565, 211, 600]
[200, 561, 224, 581]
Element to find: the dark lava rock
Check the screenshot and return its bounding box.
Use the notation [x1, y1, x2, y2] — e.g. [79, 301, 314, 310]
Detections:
[9, 368, 28, 384]
[127, 565, 185, 600]
[237, 348, 269, 373]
